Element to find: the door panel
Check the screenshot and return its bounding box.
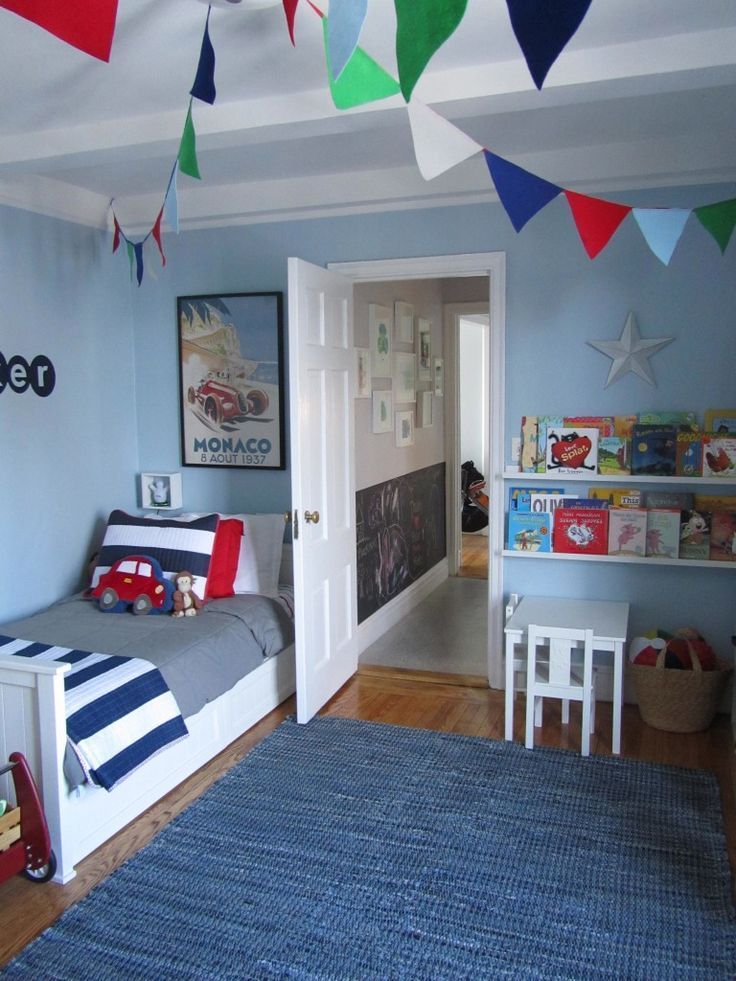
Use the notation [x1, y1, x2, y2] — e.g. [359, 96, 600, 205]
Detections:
[288, 258, 357, 722]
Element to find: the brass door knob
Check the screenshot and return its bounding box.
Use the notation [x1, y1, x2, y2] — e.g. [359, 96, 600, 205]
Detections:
[304, 510, 320, 524]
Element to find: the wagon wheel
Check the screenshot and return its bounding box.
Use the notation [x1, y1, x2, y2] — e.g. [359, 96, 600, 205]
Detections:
[133, 594, 153, 615]
[99, 587, 119, 611]
[22, 850, 57, 884]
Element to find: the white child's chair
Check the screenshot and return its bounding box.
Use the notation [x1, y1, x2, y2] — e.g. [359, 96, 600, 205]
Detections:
[525, 624, 596, 757]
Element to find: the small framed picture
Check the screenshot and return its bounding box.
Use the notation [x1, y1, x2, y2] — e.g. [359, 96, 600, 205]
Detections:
[355, 347, 371, 398]
[433, 358, 444, 397]
[369, 304, 392, 377]
[417, 391, 433, 428]
[140, 472, 182, 510]
[393, 351, 416, 403]
[394, 301, 414, 345]
[372, 389, 393, 433]
[417, 318, 431, 381]
[395, 409, 414, 447]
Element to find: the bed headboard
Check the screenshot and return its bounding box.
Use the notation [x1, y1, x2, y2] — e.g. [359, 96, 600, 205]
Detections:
[279, 544, 293, 587]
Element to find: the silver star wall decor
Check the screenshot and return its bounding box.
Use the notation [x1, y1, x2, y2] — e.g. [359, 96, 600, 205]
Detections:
[587, 312, 674, 388]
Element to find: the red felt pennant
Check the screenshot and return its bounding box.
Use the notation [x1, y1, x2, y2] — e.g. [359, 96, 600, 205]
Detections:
[0, 0, 118, 62]
[152, 210, 166, 267]
[564, 190, 631, 259]
[282, 0, 299, 45]
[112, 216, 121, 254]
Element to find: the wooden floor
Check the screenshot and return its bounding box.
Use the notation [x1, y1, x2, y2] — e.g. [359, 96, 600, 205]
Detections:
[2, 673, 734, 967]
[457, 532, 488, 578]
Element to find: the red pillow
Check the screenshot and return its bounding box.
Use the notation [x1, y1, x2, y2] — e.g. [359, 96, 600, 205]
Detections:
[206, 518, 244, 599]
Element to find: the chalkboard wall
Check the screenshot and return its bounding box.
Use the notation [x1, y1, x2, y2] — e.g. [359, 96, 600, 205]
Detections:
[356, 463, 446, 624]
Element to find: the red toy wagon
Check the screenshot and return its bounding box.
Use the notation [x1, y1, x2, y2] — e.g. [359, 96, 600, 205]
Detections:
[0, 753, 56, 884]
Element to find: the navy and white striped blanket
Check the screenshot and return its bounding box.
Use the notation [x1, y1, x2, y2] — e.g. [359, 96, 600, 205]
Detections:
[0, 634, 188, 791]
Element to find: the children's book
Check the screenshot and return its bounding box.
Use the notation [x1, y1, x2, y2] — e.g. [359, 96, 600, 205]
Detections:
[520, 416, 540, 473]
[529, 492, 579, 514]
[704, 409, 736, 435]
[598, 436, 630, 475]
[645, 509, 681, 559]
[508, 486, 564, 512]
[589, 486, 643, 508]
[631, 424, 677, 476]
[637, 411, 699, 431]
[559, 497, 608, 508]
[709, 511, 736, 562]
[507, 512, 552, 552]
[702, 434, 736, 477]
[614, 415, 637, 439]
[607, 507, 647, 557]
[535, 416, 564, 472]
[552, 507, 609, 555]
[644, 490, 693, 510]
[563, 416, 614, 438]
[675, 431, 702, 476]
[545, 427, 598, 474]
[679, 509, 711, 560]
[693, 493, 736, 513]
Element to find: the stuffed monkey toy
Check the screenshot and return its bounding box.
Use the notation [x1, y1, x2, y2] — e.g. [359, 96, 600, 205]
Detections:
[172, 571, 204, 617]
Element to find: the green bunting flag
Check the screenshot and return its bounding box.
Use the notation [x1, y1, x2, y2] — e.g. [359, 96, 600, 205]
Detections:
[322, 16, 400, 109]
[694, 198, 736, 254]
[395, 0, 468, 103]
[178, 102, 201, 180]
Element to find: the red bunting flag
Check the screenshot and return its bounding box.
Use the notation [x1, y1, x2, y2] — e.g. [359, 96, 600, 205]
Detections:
[564, 190, 631, 259]
[0, 0, 119, 62]
[151, 210, 167, 267]
[283, 0, 299, 45]
[112, 215, 122, 253]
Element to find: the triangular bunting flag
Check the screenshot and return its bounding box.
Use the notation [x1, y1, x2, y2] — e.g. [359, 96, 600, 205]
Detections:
[282, 0, 299, 45]
[125, 240, 135, 282]
[112, 215, 122, 253]
[322, 17, 400, 109]
[327, 0, 368, 81]
[133, 241, 144, 286]
[164, 165, 179, 233]
[483, 150, 561, 231]
[190, 8, 216, 105]
[407, 101, 482, 181]
[564, 190, 631, 259]
[632, 208, 690, 265]
[694, 197, 736, 254]
[0, 0, 119, 61]
[505, 0, 592, 90]
[151, 210, 167, 267]
[178, 103, 201, 180]
[395, 0, 468, 103]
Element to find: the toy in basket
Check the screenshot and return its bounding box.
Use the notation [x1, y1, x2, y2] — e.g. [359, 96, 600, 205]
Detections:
[0, 752, 56, 884]
[627, 629, 732, 733]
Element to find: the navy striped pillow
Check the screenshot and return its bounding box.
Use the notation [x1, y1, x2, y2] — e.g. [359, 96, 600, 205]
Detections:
[91, 510, 219, 600]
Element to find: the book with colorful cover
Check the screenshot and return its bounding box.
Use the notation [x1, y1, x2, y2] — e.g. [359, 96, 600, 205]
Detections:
[545, 427, 599, 474]
[529, 492, 579, 513]
[704, 409, 736, 434]
[693, 493, 736, 513]
[552, 507, 609, 555]
[614, 415, 637, 439]
[507, 511, 552, 552]
[589, 486, 643, 508]
[644, 490, 694, 509]
[702, 434, 736, 477]
[645, 509, 681, 559]
[535, 416, 564, 472]
[559, 497, 609, 508]
[563, 416, 614, 438]
[631, 424, 677, 476]
[709, 511, 736, 561]
[520, 416, 540, 473]
[679, 509, 711, 560]
[598, 436, 630, 475]
[637, 410, 699, 431]
[607, 507, 647, 557]
[508, 486, 564, 512]
[675, 431, 702, 476]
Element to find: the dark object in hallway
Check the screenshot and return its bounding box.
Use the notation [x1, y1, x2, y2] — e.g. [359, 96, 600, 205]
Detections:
[461, 459, 489, 532]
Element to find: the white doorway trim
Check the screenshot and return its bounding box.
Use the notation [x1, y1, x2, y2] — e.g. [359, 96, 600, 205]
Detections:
[329, 253, 506, 690]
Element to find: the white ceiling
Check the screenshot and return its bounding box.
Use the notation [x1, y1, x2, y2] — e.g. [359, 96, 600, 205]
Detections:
[1, 0, 735, 233]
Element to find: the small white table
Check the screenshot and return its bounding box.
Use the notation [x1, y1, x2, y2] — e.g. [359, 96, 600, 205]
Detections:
[504, 596, 630, 754]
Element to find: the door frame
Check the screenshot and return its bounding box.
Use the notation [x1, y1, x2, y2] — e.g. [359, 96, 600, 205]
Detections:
[329, 253, 506, 690]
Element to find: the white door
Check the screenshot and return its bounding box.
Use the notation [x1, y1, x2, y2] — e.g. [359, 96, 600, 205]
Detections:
[287, 258, 358, 723]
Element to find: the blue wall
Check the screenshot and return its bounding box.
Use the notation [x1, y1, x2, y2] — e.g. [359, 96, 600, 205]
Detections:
[2, 182, 735, 658]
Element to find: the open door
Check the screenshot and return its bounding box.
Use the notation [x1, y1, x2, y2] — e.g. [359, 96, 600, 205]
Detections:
[287, 258, 358, 723]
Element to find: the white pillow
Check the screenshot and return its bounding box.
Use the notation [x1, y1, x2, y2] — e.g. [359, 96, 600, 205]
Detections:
[231, 514, 285, 595]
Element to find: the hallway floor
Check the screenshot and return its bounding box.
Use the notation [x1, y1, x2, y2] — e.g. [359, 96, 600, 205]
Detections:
[358, 576, 488, 678]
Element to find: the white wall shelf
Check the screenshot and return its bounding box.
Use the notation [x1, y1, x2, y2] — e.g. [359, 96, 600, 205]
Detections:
[502, 550, 735, 569]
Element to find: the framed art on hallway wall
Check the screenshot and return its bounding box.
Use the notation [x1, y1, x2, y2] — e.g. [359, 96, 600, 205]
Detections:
[177, 292, 285, 469]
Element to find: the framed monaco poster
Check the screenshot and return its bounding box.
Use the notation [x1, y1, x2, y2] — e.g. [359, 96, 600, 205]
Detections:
[177, 292, 285, 469]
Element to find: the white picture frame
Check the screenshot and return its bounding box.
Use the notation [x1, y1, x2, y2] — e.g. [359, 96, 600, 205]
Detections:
[355, 347, 371, 398]
[393, 351, 416, 403]
[372, 389, 393, 433]
[394, 300, 414, 344]
[417, 318, 432, 381]
[369, 303, 392, 376]
[433, 357, 444, 397]
[395, 409, 414, 448]
[417, 390, 433, 428]
[140, 472, 182, 510]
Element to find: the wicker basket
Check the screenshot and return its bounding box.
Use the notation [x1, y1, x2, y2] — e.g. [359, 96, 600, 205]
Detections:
[628, 639, 732, 733]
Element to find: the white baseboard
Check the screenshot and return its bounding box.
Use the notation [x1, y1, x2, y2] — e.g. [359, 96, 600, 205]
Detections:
[357, 559, 449, 653]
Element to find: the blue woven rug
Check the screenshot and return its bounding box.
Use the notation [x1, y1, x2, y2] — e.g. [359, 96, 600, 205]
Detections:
[6, 717, 735, 979]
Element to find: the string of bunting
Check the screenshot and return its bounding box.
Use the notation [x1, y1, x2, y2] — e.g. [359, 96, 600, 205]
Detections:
[105, 0, 735, 283]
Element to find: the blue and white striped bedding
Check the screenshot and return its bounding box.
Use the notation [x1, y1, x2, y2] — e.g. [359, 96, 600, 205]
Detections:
[0, 634, 188, 791]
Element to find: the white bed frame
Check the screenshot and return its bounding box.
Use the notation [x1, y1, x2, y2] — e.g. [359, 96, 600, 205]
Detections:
[0, 547, 296, 884]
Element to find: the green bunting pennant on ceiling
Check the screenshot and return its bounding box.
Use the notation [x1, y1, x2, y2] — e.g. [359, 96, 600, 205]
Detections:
[322, 16, 400, 109]
[395, 0, 468, 103]
[694, 198, 736, 254]
[178, 102, 201, 180]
